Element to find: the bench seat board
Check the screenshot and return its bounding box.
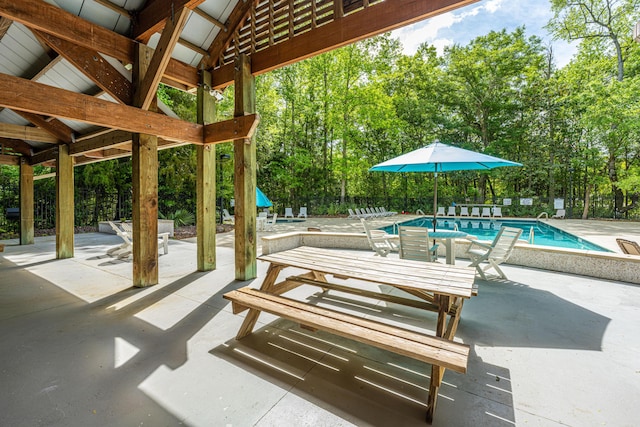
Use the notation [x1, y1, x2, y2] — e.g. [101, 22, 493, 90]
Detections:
[224, 287, 469, 373]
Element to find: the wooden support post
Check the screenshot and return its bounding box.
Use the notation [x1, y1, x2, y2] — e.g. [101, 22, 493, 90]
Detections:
[19, 158, 34, 245]
[132, 44, 159, 287]
[233, 54, 257, 280]
[56, 144, 74, 258]
[196, 70, 217, 271]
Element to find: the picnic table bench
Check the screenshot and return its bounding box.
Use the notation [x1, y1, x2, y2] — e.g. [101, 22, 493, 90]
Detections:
[224, 246, 477, 423]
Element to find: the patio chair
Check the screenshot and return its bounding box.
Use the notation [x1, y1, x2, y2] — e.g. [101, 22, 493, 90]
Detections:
[470, 207, 480, 217]
[347, 208, 359, 219]
[436, 207, 445, 216]
[263, 213, 278, 231]
[459, 206, 469, 217]
[360, 218, 397, 257]
[467, 226, 523, 280]
[298, 207, 307, 218]
[284, 207, 294, 219]
[552, 209, 566, 219]
[222, 209, 235, 224]
[481, 207, 492, 217]
[492, 207, 503, 217]
[616, 238, 640, 255]
[380, 207, 397, 216]
[447, 206, 456, 216]
[398, 226, 439, 262]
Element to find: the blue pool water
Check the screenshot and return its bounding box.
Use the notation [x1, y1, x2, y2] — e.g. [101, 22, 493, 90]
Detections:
[380, 217, 613, 253]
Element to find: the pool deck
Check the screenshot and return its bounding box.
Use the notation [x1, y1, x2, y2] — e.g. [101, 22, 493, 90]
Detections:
[1, 217, 639, 426]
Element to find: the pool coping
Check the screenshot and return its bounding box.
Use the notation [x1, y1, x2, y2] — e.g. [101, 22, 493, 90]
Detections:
[261, 231, 640, 285]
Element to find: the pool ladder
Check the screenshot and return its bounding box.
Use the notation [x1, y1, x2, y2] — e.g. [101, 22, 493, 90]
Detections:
[528, 226, 535, 244]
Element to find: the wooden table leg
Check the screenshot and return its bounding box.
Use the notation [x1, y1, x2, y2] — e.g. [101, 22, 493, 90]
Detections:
[426, 294, 452, 423]
[235, 263, 282, 339]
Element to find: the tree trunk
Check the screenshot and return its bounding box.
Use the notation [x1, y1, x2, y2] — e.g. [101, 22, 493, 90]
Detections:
[582, 184, 592, 220]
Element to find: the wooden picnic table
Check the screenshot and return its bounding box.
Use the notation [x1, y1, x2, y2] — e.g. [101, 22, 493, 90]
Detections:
[224, 246, 477, 423]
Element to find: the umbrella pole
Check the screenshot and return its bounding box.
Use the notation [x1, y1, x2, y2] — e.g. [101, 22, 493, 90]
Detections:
[432, 172, 438, 232]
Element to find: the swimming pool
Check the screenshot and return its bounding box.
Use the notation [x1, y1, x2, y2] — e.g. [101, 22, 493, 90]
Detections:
[380, 217, 613, 253]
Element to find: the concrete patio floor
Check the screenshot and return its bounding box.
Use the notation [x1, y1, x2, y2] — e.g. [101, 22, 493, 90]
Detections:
[1, 219, 639, 426]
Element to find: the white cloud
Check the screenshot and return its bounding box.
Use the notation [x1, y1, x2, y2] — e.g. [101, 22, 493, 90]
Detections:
[391, 0, 577, 67]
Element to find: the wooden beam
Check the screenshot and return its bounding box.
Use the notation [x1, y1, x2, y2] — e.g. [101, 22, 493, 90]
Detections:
[211, 0, 479, 87]
[0, 154, 20, 165]
[192, 8, 226, 32]
[0, 0, 199, 89]
[0, 138, 32, 156]
[0, 16, 11, 41]
[56, 143, 74, 259]
[233, 54, 257, 280]
[196, 69, 217, 271]
[133, 0, 205, 42]
[203, 113, 259, 144]
[0, 122, 59, 144]
[37, 31, 133, 105]
[19, 159, 34, 245]
[69, 130, 132, 156]
[94, 0, 131, 18]
[178, 37, 209, 57]
[0, 73, 203, 144]
[14, 111, 74, 143]
[135, 7, 190, 109]
[205, 0, 257, 68]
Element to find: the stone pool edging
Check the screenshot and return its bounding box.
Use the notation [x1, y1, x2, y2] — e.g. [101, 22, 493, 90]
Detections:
[261, 232, 640, 285]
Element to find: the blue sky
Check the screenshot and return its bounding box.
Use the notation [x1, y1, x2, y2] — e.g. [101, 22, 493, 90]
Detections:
[392, 0, 578, 68]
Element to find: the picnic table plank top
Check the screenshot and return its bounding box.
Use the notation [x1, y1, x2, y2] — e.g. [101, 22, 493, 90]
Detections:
[258, 247, 476, 298]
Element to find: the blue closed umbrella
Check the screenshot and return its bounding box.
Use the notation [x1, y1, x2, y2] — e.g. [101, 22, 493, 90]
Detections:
[370, 141, 522, 230]
[256, 187, 272, 208]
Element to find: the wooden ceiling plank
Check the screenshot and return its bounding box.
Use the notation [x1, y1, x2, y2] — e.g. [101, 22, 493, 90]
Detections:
[0, 122, 59, 144]
[135, 7, 190, 109]
[212, 0, 478, 87]
[14, 111, 74, 143]
[205, 0, 258, 68]
[178, 37, 209, 57]
[37, 31, 133, 105]
[0, 0, 199, 89]
[133, 0, 206, 42]
[0, 72, 203, 144]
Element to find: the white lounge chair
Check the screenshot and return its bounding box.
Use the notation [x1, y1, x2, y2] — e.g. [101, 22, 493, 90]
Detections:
[399, 226, 439, 262]
[436, 207, 445, 216]
[552, 209, 565, 219]
[492, 207, 503, 217]
[467, 226, 523, 280]
[298, 207, 307, 218]
[106, 221, 133, 259]
[380, 207, 397, 216]
[284, 207, 294, 219]
[119, 221, 169, 255]
[360, 219, 397, 257]
[481, 207, 491, 217]
[459, 206, 469, 217]
[447, 206, 456, 216]
[222, 209, 235, 224]
[347, 208, 359, 219]
[470, 207, 480, 217]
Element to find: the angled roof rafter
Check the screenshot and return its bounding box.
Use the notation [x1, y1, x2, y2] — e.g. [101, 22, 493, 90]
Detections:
[133, 0, 207, 42]
[0, 0, 200, 90]
[204, 0, 258, 69]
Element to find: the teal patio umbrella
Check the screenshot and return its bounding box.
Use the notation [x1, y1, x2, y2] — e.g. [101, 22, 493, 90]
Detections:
[256, 187, 272, 208]
[369, 141, 522, 230]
